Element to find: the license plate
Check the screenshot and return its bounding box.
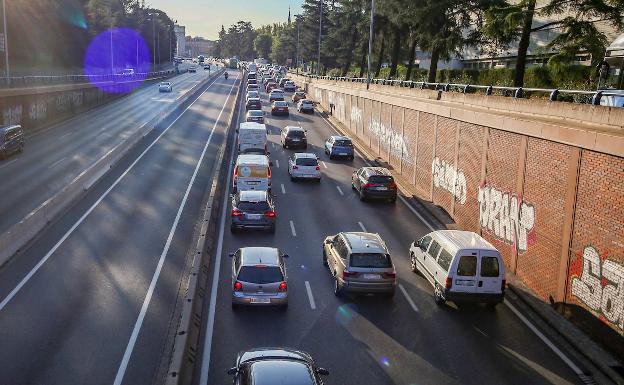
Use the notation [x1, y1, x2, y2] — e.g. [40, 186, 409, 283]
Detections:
[339, 153, 347, 156]
[375, 187, 388, 191]
[250, 297, 270, 304]
[291, 139, 300, 141]
[246, 181, 259, 185]
[362, 274, 381, 280]
[246, 214, 262, 220]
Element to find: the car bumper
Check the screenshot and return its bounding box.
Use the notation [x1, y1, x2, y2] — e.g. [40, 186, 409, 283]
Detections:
[231, 218, 275, 229]
[341, 279, 396, 293]
[299, 107, 314, 112]
[271, 110, 289, 115]
[330, 151, 353, 158]
[363, 189, 397, 199]
[232, 292, 288, 306]
[285, 140, 306, 148]
[291, 171, 320, 179]
[444, 290, 505, 303]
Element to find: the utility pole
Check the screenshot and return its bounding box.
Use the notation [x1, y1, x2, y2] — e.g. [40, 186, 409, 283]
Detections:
[2, 0, 9, 83]
[296, 17, 300, 74]
[367, 0, 375, 89]
[149, 13, 156, 72]
[317, 0, 322, 75]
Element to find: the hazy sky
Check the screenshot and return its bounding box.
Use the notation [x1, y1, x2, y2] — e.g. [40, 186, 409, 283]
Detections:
[148, 0, 305, 39]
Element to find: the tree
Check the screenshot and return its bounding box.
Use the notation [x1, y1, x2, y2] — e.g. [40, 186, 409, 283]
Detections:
[254, 34, 273, 59]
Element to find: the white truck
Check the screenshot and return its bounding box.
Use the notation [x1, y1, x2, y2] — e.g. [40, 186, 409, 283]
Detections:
[238, 122, 268, 155]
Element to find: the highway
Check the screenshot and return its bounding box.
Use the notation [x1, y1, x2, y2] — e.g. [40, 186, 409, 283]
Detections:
[0, 64, 215, 235]
[198, 81, 588, 385]
[0, 70, 241, 385]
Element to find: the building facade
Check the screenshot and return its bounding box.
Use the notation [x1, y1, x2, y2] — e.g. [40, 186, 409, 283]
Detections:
[174, 25, 186, 58]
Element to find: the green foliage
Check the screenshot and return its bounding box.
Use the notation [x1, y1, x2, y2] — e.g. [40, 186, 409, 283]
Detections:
[254, 34, 273, 59]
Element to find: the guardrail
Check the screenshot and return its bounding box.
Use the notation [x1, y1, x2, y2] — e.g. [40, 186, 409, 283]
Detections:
[295, 73, 624, 105]
[0, 70, 180, 89]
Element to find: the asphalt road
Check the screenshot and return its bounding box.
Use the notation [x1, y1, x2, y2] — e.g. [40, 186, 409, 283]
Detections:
[0, 69, 241, 385]
[0, 64, 217, 235]
[199, 81, 587, 385]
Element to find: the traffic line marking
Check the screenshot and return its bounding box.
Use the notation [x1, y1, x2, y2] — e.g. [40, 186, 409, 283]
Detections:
[275, 159, 280, 168]
[321, 161, 328, 169]
[280, 183, 286, 194]
[60, 131, 73, 139]
[398, 284, 419, 312]
[289, 220, 297, 237]
[305, 281, 316, 310]
[47, 157, 67, 169]
[0, 158, 17, 169]
[336, 185, 344, 196]
[357, 221, 367, 232]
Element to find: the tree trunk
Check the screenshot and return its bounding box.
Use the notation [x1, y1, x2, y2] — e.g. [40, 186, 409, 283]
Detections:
[389, 27, 402, 79]
[342, 29, 358, 76]
[405, 37, 418, 81]
[374, 31, 386, 78]
[514, 0, 536, 87]
[427, 45, 440, 83]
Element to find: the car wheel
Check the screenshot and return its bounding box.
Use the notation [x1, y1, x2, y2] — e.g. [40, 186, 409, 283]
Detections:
[231, 302, 240, 310]
[410, 253, 418, 273]
[329, 154, 334, 160]
[290, 175, 295, 182]
[434, 285, 446, 305]
[351, 182, 356, 190]
[230, 225, 236, 233]
[322, 249, 328, 266]
[359, 190, 366, 201]
[279, 303, 288, 311]
[268, 225, 276, 234]
[385, 289, 396, 298]
[349, 156, 355, 161]
[317, 178, 321, 183]
[333, 278, 342, 297]
[389, 197, 397, 204]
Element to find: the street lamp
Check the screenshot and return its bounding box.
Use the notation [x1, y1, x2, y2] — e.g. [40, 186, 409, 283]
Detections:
[317, 0, 322, 75]
[367, 0, 375, 90]
[148, 13, 157, 72]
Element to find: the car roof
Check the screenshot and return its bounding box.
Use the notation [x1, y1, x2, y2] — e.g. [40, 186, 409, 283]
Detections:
[285, 126, 304, 131]
[331, 135, 351, 141]
[0, 124, 21, 133]
[248, 360, 316, 385]
[342, 232, 388, 254]
[238, 348, 313, 366]
[238, 190, 268, 202]
[430, 230, 498, 254]
[293, 152, 317, 159]
[236, 154, 269, 165]
[361, 167, 392, 177]
[240, 247, 280, 266]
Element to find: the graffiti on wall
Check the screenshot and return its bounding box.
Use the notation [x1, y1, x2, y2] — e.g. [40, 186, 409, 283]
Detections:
[351, 105, 362, 125]
[29, 101, 47, 121]
[368, 117, 409, 161]
[3, 105, 22, 125]
[314, 88, 323, 104]
[431, 157, 467, 204]
[571, 246, 624, 331]
[478, 184, 536, 252]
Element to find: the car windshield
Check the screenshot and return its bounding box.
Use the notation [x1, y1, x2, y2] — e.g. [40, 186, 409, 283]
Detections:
[237, 266, 283, 284]
[296, 158, 317, 166]
[350, 253, 392, 268]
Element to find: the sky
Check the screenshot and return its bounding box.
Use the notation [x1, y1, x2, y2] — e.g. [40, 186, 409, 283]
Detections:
[147, 0, 305, 40]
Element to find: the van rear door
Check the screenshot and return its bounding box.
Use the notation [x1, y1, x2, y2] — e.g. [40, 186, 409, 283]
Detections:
[452, 253, 478, 293]
[237, 164, 269, 191]
[478, 250, 504, 294]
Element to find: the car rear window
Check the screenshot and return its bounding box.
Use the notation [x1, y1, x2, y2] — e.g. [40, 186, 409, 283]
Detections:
[249, 111, 263, 116]
[350, 253, 392, 268]
[288, 130, 305, 138]
[296, 158, 317, 166]
[274, 101, 287, 106]
[368, 175, 393, 184]
[302, 100, 313, 104]
[237, 266, 283, 284]
[237, 201, 270, 212]
[480, 257, 500, 277]
[335, 140, 352, 147]
[457, 256, 477, 276]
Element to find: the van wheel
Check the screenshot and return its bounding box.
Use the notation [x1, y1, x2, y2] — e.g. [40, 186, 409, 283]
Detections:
[359, 190, 366, 201]
[322, 249, 328, 266]
[410, 254, 418, 273]
[230, 225, 236, 233]
[434, 285, 445, 305]
[333, 278, 342, 297]
[231, 302, 240, 310]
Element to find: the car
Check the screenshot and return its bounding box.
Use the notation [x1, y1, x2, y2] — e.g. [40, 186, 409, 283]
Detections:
[283, 81, 296, 92]
[324, 135, 354, 160]
[230, 247, 289, 308]
[246, 109, 265, 123]
[246, 90, 259, 101]
[288, 153, 321, 182]
[247, 84, 259, 92]
[269, 89, 285, 102]
[227, 348, 329, 384]
[351, 167, 397, 203]
[247, 78, 258, 86]
[271, 100, 289, 116]
[292, 91, 306, 103]
[281, 126, 307, 149]
[297, 99, 315, 113]
[265, 82, 278, 93]
[323, 232, 397, 297]
[203, 65, 210, 70]
[278, 77, 290, 87]
[188, 66, 197, 73]
[246, 97, 262, 110]
[0, 125, 24, 159]
[230, 190, 276, 232]
[158, 81, 172, 92]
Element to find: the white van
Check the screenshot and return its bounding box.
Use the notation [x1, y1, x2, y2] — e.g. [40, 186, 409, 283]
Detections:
[409, 230, 505, 306]
[238, 122, 267, 154]
[233, 154, 272, 192]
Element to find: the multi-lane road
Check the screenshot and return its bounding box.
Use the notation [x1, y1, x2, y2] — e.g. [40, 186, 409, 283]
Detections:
[198, 79, 589, 385]
[0, 69, 240, 384]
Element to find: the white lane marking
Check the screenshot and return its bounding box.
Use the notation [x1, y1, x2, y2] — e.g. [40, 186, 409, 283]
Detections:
[0, 158, 17, 169]
[289, 220, 297, 237]
[280, 183, 286, 195]
[336, 185, 344, 196]
[47, 157, 68, 169]
[321, 161, 328, 169]
[357, 221, 367, 232]
[113, 74, 239, 385]
[199, 76, 245, 385]
[0, 73, 224, 314]
[60, 131, 73, 139]
[398, 284, 419, 312]
[275, 159, 280, 168]
[305, 281, 316, 310]
[504, 299, 584, 376]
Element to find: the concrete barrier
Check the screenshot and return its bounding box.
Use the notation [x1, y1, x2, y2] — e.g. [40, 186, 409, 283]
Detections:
[0, 69, 225, 268]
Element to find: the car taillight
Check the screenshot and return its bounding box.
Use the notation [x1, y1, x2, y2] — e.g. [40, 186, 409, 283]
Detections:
[267, 168, 271, 178]
[342, 271, 357, 279]
[234, 281, 242, 291]
[389, 182, 397, 189]
[231, 209, 243, 217]
[278, 281, 287, 291]
[445, 277, 453, 289]
[264, 211, 275, 218]
[383, 272, 396, 279]
[315, 166, 320, 170]
[292, 165, 299, 170]
[362, 183, 371, 189]
[501, 279, 506, 291]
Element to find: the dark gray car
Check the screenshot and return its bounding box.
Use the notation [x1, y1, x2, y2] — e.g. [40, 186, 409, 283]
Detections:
[230, 190, 276, 232]
[0, 125, 24, 159]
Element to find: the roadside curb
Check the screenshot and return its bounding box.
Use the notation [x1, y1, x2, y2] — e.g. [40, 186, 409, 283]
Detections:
[165, 72, 242, 385]
[313, 102, 624, 385]
[0, 69, 224, 269]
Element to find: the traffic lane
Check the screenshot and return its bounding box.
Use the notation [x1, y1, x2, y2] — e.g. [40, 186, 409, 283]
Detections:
[208, 93, 581, 385]
[0, 76, 237, 385]
[0, 69, 211, 233]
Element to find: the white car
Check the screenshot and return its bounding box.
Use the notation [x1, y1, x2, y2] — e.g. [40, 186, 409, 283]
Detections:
[158, 82, 172, 92]
[288, 153, 321, 182]
[297, 99, 314, 113]
[269, 89, 285, 102]
[246, 90, 259, 101]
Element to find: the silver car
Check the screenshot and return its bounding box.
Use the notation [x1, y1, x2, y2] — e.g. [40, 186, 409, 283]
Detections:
[230, 247, 289, 308]
[323, 232, 397, 297]
[288, 153, 321, 182]
[158, 81, 172, 92]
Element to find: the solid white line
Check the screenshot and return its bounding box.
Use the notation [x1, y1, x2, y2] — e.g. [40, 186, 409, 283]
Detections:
[357, 221, 367, 232]
[47, 157, 67, 169]
[336, 185, 344, 196]
[321, 161, 328, 169]
[0, 158, 17, 169]
[280, 183, 286, 195]
[60, 131, 73, 139]
[275, 159, 280, 168]
[504, 299, 583, 375]
[398, 284, 419, 312]
[199, 76, 244, 385]
[113, 74, 239, 385]
[305, 281, 316, 310]
[0, 74, 224, 314]
[289, 220, 297, 237]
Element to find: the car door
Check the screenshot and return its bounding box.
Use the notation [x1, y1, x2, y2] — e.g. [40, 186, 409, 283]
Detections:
[478, 250, 504, 294]
[415, 235, 433, 271]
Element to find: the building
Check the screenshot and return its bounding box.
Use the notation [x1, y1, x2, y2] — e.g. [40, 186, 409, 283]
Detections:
[185, 37, 215, 58]
[174, 25, 186, 58]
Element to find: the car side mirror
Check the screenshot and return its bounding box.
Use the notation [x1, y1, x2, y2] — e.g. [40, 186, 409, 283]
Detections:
[227, 367, 238, 376]
[269, 161, 274, 167]
[316, 368, 329, 376]
[266, 151, 271, 155]
[282, 254, 290, 258]
[228, 253, 235, 258]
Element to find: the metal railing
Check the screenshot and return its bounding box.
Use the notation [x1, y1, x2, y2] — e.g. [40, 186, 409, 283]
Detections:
[295, 73, 624, 105]
[0, 70, 179, 89]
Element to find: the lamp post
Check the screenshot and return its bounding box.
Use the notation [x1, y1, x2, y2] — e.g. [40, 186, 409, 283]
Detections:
[296, 16, 300, 74]
[367, 0, 375, 90]
[148, 13, 156, 72]
[2, 0, 9, 83]
[317, 0, 322, 75]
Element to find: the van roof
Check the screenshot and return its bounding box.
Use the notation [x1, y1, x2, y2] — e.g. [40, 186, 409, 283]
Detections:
[239, 122, 266, 130]
[432, 230, 497, 254]
[236, 154, 269, 166]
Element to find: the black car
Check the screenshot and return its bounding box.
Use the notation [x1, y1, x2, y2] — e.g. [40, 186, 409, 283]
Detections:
[246, 98, 262, 110]
[227, 348, 329, 385]
[351, 167, 398, 203]
[0, 125, 24, 159]
[230, 190, 276, 233]
[281, 126, 307, 149]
